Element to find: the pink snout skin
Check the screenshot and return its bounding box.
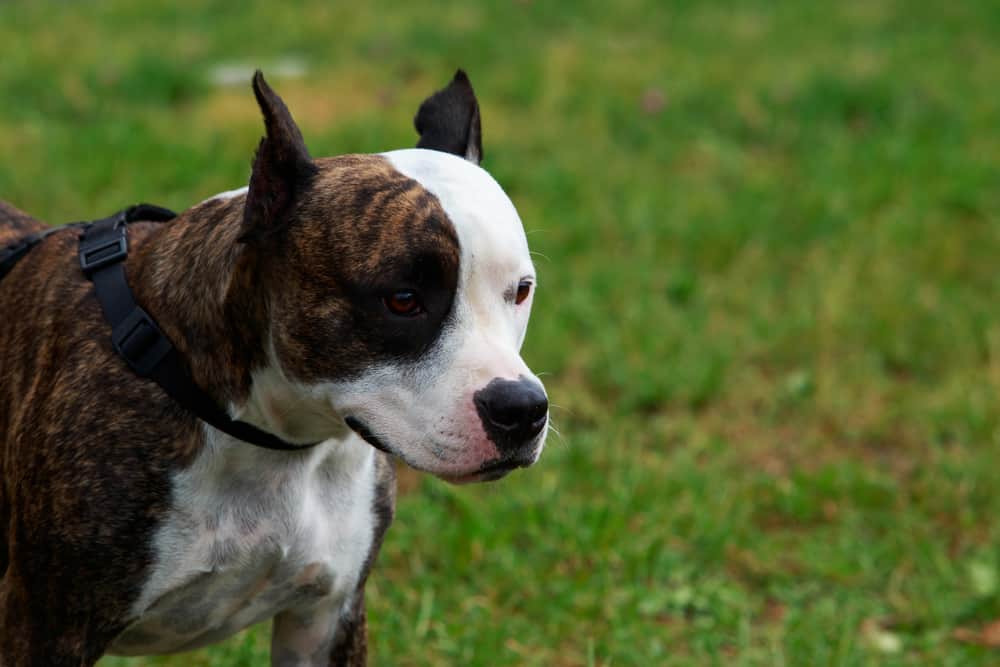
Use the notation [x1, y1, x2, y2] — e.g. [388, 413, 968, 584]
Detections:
[404, 391, 544, 483]
[426, 398, 506, 482]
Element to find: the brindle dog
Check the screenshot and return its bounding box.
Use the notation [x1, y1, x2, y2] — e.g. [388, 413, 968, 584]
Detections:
[0, 71, 548, 666]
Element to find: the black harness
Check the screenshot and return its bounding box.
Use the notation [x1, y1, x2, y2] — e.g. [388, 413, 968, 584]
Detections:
[2, 205, 318, 452]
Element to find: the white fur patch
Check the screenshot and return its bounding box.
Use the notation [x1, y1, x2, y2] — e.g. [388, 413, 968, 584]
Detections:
[108, 428, 375, 656]
[383, 148, 537, 350]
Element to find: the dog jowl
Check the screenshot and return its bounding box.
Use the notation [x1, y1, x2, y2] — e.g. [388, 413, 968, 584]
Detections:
[0, 70, 547, 665]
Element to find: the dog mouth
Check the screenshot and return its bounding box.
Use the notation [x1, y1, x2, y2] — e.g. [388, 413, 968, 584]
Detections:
[344, 416, 393, 454]
[344, 416, 534, 483]
[439, 456, 535, 484]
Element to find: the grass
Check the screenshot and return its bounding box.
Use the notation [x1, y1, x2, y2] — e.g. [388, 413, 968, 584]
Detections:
[1, 0, 999, 664]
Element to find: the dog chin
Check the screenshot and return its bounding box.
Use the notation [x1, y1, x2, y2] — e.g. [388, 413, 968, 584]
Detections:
[345, 415, 543, 483]
[433, 450, 541, 484]
[436, 468, 513, 485]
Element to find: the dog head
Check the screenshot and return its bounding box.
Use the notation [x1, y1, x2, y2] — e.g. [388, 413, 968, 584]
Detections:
[236, 71, 547, 483]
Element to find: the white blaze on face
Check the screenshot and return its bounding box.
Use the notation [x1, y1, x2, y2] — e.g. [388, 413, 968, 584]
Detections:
[385, 148, 536, 363]
[324, 148, 546, 478]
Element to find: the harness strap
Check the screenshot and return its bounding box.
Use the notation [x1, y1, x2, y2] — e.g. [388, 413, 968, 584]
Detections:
[0, 223, 86, 281]
[80, 205, 319, 453]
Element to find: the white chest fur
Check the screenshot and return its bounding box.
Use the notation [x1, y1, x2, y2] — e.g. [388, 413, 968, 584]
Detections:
[109, 430, 377, 656]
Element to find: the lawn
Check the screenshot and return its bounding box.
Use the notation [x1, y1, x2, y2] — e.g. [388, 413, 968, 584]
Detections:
[1, 1, 999, 665]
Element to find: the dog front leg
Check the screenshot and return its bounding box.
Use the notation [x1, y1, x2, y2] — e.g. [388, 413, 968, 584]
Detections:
[271, 591, 366, 667]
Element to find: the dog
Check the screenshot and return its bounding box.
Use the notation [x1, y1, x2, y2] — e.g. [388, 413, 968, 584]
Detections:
[0, 69, 548, 666]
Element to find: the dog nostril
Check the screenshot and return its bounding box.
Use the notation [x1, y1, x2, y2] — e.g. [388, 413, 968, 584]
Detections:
[527, 396, 548, 424]
[518, 396, 548, 438]
[529, 413, 548, 433]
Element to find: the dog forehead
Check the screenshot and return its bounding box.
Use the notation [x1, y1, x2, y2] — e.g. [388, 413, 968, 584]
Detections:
[381, 149, 532, 278]
[301, 153, 461, 275]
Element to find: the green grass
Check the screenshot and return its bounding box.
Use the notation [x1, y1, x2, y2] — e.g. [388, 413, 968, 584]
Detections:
[2, 0, 999, 664]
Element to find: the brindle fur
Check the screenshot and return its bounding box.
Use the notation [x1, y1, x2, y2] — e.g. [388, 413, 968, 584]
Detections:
[0, 70, 480, 666]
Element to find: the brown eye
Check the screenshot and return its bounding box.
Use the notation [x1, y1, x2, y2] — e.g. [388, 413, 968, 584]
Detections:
[515, 280, 532, 305]
[384, 290, 423, 316]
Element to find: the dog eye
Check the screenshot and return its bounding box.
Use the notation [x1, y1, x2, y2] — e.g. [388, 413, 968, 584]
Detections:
[515, 280, 532, 305]
[384, 290, 424, 317]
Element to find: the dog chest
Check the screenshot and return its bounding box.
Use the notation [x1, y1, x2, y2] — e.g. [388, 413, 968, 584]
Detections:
[108, 435, 377, 656]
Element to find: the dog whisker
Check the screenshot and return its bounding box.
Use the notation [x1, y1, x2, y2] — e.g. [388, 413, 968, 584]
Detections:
[546, 421, 566, 445]
[529, 250, 552, 263]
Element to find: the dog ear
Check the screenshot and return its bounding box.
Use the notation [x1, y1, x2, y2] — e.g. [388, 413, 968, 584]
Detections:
[241, 70, 317, 243]
[414, 69, 483, 164]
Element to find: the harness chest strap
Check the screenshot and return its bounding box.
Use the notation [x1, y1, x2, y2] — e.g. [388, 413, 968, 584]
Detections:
[78, 205, 320, 452]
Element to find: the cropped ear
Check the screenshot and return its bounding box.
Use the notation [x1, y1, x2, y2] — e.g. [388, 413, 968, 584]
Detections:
[240, 70, 317, 243]
[414, 69, 483, 164]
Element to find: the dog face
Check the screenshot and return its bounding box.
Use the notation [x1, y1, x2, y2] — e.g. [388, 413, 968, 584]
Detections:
[239, 72, 547, 482]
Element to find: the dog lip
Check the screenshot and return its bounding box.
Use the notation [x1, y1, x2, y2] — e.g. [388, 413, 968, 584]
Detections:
[344, 416, 393, 454]
[440, 468, 512, 484]
[477, 455, 535, 476]
[439, 456, 533, 485]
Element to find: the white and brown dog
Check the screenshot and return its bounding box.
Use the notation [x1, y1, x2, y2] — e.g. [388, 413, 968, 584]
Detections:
[0, 70, 547, 666]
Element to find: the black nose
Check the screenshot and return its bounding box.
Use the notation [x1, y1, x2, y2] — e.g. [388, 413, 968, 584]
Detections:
[474, 377, 548, 453]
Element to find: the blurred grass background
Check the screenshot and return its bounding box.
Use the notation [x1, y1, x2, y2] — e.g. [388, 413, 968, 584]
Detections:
[1, 0, 999, 665]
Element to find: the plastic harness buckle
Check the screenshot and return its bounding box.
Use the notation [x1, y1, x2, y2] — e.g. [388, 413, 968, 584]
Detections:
[111, 305, 173, 377]
[79, 212, 128, 275]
